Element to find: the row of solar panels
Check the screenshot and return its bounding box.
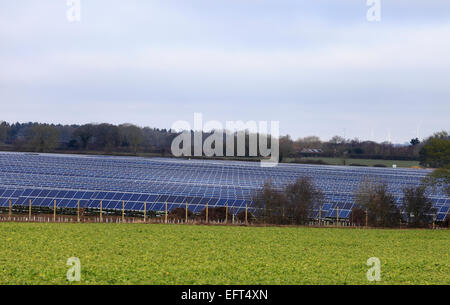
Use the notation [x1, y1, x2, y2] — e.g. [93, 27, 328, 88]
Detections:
[0, 170, 435, 199]
[0, 158, 432, 195]
[0, 152, 430, 174]
[0, 152, 430, 181]
[4, 187, 447, 207]
[0, 165, 428, 187]
[0, 188, 250, 213]
[0, 187, 448, 220]
[0, 153, 448, 220]
[0, 162, 428, 180]
[322, 193, 450, 205]
[0, 174, 252, 200]
[312, 201, 448, 221]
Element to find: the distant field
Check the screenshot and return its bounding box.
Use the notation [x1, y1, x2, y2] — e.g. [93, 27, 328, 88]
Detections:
[296, 157, 421, 168]
[0, 223, 448, 285]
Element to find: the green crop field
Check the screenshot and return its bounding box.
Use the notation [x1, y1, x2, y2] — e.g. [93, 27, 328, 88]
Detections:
[0, 223, 448, 285]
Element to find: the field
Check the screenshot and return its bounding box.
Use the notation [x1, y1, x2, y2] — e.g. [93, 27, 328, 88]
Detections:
[0, 223, 448, 285]
[297, 157, 420, 168]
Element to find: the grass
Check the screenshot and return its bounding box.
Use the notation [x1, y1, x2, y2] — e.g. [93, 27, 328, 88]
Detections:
[0, 223, 448, 285]
[295, 157, 420, 168]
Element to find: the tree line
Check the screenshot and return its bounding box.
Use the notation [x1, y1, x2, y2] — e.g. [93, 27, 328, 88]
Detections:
[0, 121, 176, 155]
[279, 131, 449, 165]
[0, 121, 448, 165]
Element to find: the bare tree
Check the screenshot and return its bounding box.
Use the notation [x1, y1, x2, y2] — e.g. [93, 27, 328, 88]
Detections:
[253, 181, 289, 224]
[279, 135, 294, 162]
[73, 124, 95, 150]
[27, 124, 60, 152]
[424, 165, 450, 197]
[93, 123, 120, 152]
[349, 207, 366, 226]
[253, 178, 322, 225]
[119, 124, 143, 154]
[355, 178, 401, 227]
[402, 186, 435, 228]
[285, 177, 323, 225]
[329, 136, 346, 145]
[0, 121, 8, 143]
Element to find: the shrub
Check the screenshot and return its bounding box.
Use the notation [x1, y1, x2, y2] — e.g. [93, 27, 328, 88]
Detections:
[402, 186, 435, 228]
[236, 211, 255, 223]
[168, 207, 194, 220]
[443, 215, 450, 228]
[349, 207, 366, 226]
[355, 179, 401, 227]
[297, 159, 328, 165]
[284, 177, 323, 225]
[253, 182, 289, 224]
[198, 207, 232, 222]
[253, 178, 323, 225]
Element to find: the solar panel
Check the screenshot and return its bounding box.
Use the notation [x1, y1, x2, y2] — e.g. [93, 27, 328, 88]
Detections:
[0, 151, 448, 220]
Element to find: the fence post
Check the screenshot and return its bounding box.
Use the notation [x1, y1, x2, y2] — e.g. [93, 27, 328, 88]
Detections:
[433, 214, 436, 230]
[122, 200, 125, 223]
[245, 202, 248, 225]
[165, 201, 168, 224]
[53, 200, 56, 222]
[336, 207, 339, 226]
[100, 200, 103, 223]
[8, 199, 12, 220]
[206, 202, 209, 223]
[225, 202, 228, 224]
[185, 202, 188, 223]
[319, 206, 322, 226]
[144, 202, 147, 222]
[365, 208, 368, 228]
[29, 199, 32, 220]
[77, 200, 80, 222]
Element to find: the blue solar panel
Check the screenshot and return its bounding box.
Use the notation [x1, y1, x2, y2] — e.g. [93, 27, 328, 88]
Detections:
[0, 152, 448, 220]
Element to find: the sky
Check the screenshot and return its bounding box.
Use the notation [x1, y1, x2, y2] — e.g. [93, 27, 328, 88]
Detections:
[0, 0, 449, 143]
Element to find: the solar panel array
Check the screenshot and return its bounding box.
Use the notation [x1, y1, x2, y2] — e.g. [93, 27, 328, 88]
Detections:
[0, 152, 448, 221]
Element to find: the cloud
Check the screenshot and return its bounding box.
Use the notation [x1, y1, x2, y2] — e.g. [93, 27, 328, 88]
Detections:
[0, 0, 449, 143]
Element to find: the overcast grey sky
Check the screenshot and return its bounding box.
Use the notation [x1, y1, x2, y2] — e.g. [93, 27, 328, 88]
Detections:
[1, 0, 449, 143]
